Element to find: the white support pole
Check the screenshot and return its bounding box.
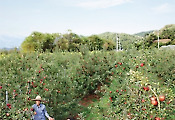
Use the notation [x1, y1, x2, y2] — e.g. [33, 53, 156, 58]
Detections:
[6, 91, 8, 107]
[119, 35, 121, 51]
[116, 34, 118, 51]
[158, 31, 159, 49]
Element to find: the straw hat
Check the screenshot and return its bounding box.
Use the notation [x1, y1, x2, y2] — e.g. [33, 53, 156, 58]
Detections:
[32, 95, 43, 101]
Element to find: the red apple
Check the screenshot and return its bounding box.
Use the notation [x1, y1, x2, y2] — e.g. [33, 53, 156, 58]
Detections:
[142, 99, 145, 103]
[155, 117, 160, 120]
[115, 65, 118, 68]
[7, 103, 11, 109]
[6, 113, 10, 117]
[0, 86, 2, 89]
[31, 108, 34, 111]
[140, 63, 144, 67]
[151, 100, 158, 106]
[118, 62, 122, 65]
[109, 91, 112, 93]
[143, 86, 149, 91]
[150, 96, 156, 101]
[44, 88, 48, 91]
[159, 95, 165, 101]
[167, 101, 171, 105]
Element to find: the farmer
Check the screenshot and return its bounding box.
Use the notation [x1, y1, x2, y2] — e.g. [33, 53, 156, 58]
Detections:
[31, 95, 54, 120]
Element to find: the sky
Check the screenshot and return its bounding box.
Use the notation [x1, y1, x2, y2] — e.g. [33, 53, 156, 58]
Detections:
[0, 0, 175, 47]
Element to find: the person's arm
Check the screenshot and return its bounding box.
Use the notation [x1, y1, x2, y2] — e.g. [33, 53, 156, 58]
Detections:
[31, 105, 35, 119]
[31, 104, 35, 111]
[31, 104, 37, 115]
[43, 105, 54, 120]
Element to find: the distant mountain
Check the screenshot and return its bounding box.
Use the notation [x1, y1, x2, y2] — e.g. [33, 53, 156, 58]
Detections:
[134, 30, 154, 37]
[0, 35, 25, 49]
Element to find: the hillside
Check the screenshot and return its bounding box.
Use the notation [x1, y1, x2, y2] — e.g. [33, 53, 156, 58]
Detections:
[134, 30, 154, 37]
[144, 24, 175, 48]
[97, 32, 143, 50]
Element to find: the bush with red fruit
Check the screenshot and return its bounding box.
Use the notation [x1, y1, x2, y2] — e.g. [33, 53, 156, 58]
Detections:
[0, 49, 175, 119]
[82, 49, 175, 120]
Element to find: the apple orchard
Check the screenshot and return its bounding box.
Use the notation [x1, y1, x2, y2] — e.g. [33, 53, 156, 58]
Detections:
[0, 49, 175, 120]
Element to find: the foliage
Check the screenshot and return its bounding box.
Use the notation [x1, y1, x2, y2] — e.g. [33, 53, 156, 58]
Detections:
[21, 32, 56, 52]
[97, 32, 143, 50]
[144, 33, 158, 49]
[134, 30, 154, 37]
[159, 24, 175, 40]
[55, 32, 82, 52]
[87, 35, 105, 51]
[144, 24, 175, 48]
[0, 49, 175, 119]
[81, 49, 175, 119]
[21, 31, 114, 53]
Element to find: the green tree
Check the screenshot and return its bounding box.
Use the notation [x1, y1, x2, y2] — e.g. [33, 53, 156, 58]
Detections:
[55, 32, 83, 52]
[160, 25, 175, 40]
[103, 40, 115, 51]
[21, 32, 56, 52]
[56, 37, 69, 51]
[42, 34, 55, 52]
[87, 35, 104, 51]
[144, 33, 157, 48]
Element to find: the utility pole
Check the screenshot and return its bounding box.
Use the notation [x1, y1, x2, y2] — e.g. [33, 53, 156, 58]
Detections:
[119, 35, 121, 50]
[116, 33, 122, 51]
[116, 34, 118, 51]
[158, 31, 159, 49]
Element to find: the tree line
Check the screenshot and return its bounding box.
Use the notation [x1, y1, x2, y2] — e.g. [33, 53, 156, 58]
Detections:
[143, 24, 175, 48]
[2, 24, 174, 54]
[20, 31, 116, 53]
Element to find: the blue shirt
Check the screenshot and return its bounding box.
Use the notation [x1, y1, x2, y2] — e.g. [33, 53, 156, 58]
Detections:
[32, 103, 50, 120]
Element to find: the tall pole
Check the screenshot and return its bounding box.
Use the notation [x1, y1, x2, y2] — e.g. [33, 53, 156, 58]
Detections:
[116, 34, 118, 51]
[119, 35, 121, 51]
[6, 91, 8, 107]
[158, 31, 159, 49]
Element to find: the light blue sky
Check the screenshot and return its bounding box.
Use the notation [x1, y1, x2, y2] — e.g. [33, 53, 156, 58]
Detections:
[0, 0, 175, 38]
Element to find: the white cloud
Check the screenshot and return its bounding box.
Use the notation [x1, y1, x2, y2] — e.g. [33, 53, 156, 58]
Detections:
[76, 0, 132, 9]
[152, 3, 173, 14]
